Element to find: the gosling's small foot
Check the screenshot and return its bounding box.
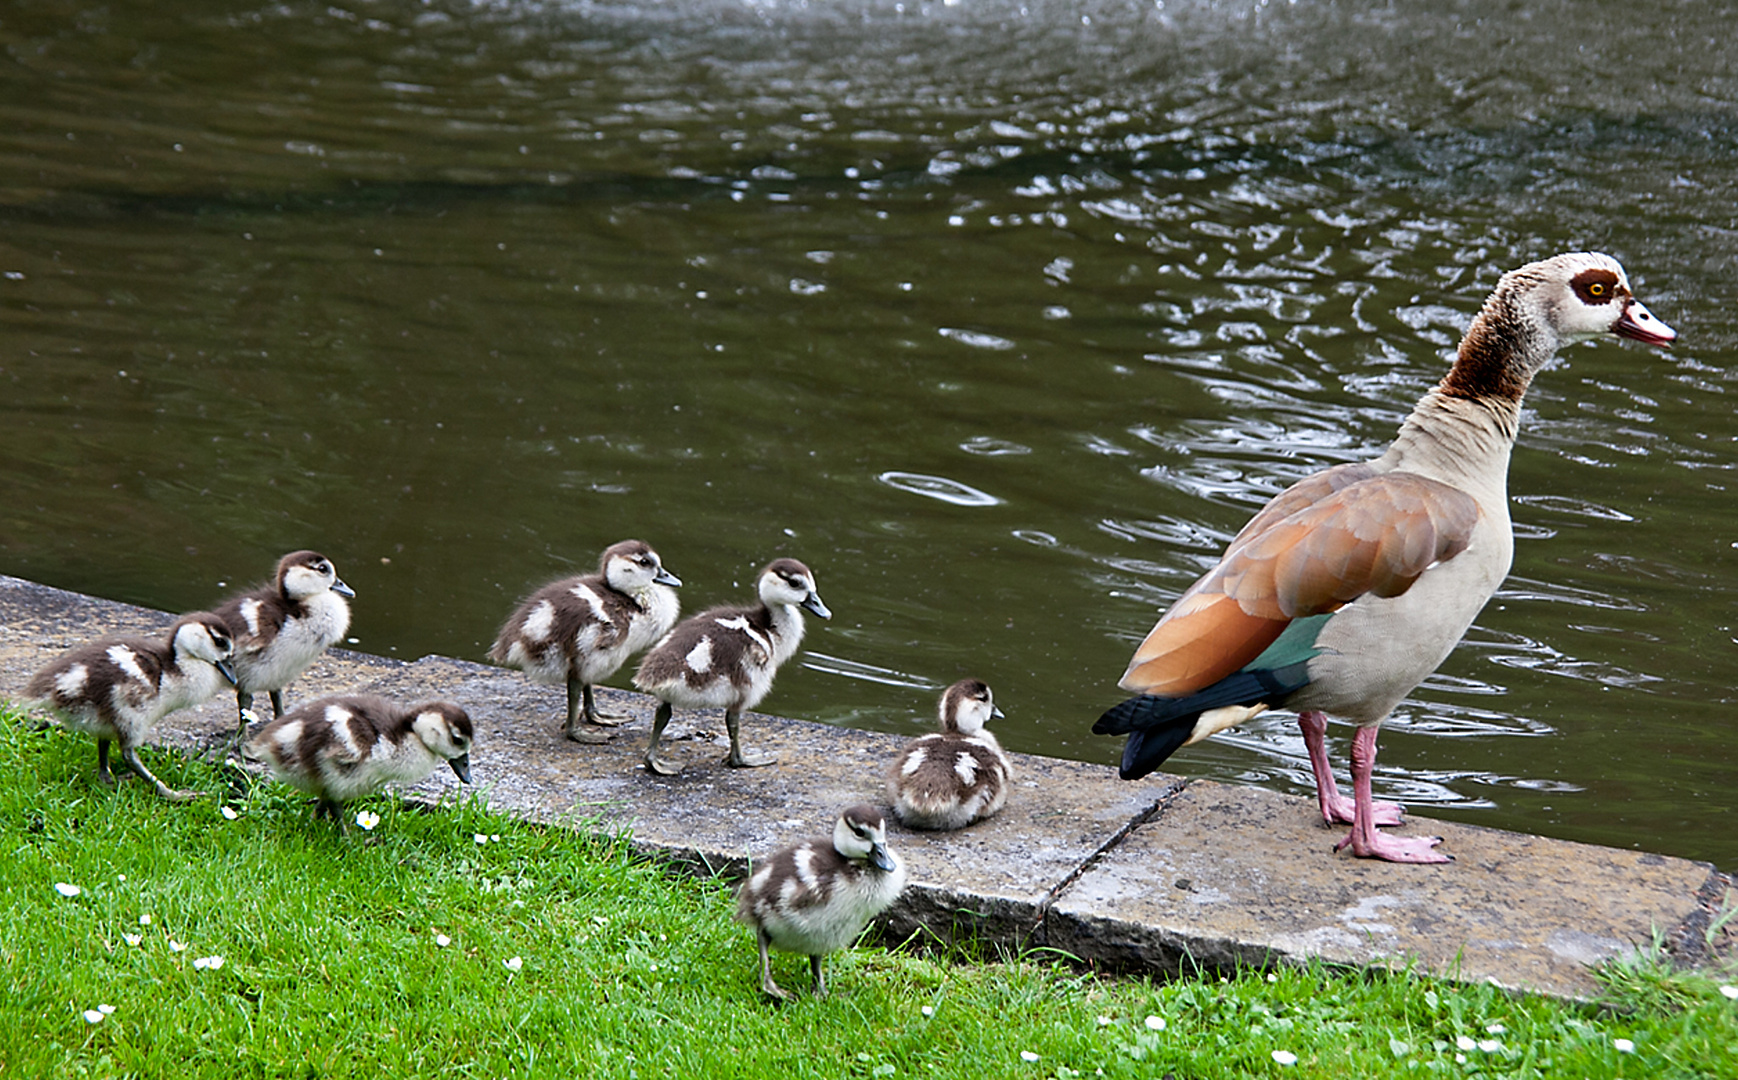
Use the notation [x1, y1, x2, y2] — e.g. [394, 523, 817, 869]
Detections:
[562, 723, 613, 745]
[761, 975, 793, 1001]
[644, 752, 684, 776]
[724, 748, 778, 769]
[580, 684, 633, 726]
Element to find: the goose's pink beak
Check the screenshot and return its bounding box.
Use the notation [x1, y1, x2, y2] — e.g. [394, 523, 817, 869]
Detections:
[1615, 299, 1676, 348]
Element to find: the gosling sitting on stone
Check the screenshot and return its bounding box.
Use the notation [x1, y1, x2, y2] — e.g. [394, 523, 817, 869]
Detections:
[25, 613, 238, 802]
[888, 678, 1013, 830]
[633, 558, 829, 775]
[215, 550, 355, 739]
[489, 539, 681, 744]
[244, 694, 473, 832]
[735, 804, 907, 1000]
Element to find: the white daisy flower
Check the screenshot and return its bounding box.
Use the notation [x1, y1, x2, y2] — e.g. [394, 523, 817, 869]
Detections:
[98, 1004, 115, 1015]
[1096, 1015, 1113, 1027]
[355, 810, 381, 831]
[54, 882, 81, 898]
[1478, 1039, 1502, 1052]
[192, 955, 224, 970]
[241, 708, 262, 725]
[921, 1005, 934, 1018]
[1485, 1022, 1506, 1034]
[1019, 1050, 1039, 1063]
[504, 956, 522, 971]
[1721, 985, 1738, 1001]
[1614, 1038, 1635, 1054]
[435, 933, 451, 947]
[1144, 1015, 1166, 1031]
[474, 834, 488, 846]
[168, 940, 187, 953]
[1455, 1035, 1476, 1051]
[1271, 1050, 1298, 1066]
[220, 806, 239, 821]
[82, 1009, 105, 1024]
[123, 933, 142, 947]
[139, 914, 152, 925]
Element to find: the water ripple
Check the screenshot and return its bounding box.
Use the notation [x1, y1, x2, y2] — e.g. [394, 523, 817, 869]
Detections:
[876, 471, 1002, 507]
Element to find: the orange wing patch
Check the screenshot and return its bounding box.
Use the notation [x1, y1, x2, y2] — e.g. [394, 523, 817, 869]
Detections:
[1118, 470, 1480, 697]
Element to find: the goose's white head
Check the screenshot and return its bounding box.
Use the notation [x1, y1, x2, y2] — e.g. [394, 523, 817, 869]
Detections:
[601, 539, 682, 594]
[172, 612, 238, 685]
[1447, 252, 1676, 402]
[1516, 251, 1676, 348]
[832, 803, 897, 872]
[758, 558, 830, 619]
[938, 678, 1002, 736]
[278, 550, 356, 602]
[410, 701, 474, 783]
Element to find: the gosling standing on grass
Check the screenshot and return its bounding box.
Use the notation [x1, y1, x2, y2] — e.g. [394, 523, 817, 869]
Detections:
[215, 550, 354, 739]
[489, 539, 681, 744]
[25, 613, 237, 802]
[244, 694, 473, 832]
[735, 804, 907, 1000]
[888, 678, 1013, 830]
[633, 558, 829, 775]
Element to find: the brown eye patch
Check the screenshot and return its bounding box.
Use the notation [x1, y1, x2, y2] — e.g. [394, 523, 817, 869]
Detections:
[1570, 267, 1622, 305]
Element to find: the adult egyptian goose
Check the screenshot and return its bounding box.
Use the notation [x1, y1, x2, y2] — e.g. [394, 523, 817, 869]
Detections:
[735, 804, 907, 999]
[632, 558, 829, 775]
[489, 539, 681, 744]
[888, 678, 1014, 830]
[215, 550, 354, 738]
[25, 612, 238, 802]
[244, 694, 473, 832]
[1095, 252, 1677, 863]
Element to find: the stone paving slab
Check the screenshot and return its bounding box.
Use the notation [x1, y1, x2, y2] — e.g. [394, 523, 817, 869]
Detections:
[2, 573, 1729, 1000]
[1044, 779, 1718, 999]
[345, 653, 1177, 948]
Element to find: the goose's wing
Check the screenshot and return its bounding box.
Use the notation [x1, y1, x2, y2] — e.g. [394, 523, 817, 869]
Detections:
[1117, 468, 1481, 697]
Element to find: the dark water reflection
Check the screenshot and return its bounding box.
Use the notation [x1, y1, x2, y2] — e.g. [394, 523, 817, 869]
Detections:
[2, 0, 1736, 867]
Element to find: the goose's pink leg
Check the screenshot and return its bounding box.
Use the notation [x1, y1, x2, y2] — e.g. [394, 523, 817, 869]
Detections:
[1334, 725, 1450, 863]
[1298, 711, 1403, 827]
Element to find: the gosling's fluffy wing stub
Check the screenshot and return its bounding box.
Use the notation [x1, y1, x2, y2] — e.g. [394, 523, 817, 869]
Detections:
[1116, 472, 1480, 698]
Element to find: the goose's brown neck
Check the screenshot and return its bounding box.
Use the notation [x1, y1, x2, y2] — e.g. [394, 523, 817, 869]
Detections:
[1437, 287, 1554, 406]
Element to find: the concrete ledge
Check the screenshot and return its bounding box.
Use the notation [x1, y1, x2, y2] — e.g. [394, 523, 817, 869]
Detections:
[1, 574, 1730, 1000]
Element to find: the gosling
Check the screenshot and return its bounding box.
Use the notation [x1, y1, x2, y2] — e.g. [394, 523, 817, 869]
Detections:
[25, 613, 238, 802]
[735, 804, 907, 1000]
[244, 694, 473, 832]
[633, 557, 829, 775]
[888, 678, 1013, 830]
[489, 539, 681, 744]
[215, 550, 355, 739]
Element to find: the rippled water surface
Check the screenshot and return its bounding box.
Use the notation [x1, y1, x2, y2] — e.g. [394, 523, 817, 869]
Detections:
[3, 0, 1736, 867]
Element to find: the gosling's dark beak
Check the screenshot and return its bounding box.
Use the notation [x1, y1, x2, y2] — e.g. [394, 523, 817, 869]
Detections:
[869, 840, 896, 873]
[448, 753, 472, 784]
[801, 591, 832, 620]
[331, 576, 357, 599]
[215, 659, 238, 686]
[654, 567, 682, 587]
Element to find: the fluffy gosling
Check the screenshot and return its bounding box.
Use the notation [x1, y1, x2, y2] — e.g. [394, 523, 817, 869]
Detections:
[735, 804, 907, 1000]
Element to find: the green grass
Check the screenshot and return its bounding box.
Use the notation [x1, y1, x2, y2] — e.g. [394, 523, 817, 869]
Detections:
[4, 702, 1735, 1079]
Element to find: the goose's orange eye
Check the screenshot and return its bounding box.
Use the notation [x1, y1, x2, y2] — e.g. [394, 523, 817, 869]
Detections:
[1588, 282, 1606, 297]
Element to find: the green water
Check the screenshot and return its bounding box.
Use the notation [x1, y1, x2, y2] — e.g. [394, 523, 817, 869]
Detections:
[3, 0, 1735, 868]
